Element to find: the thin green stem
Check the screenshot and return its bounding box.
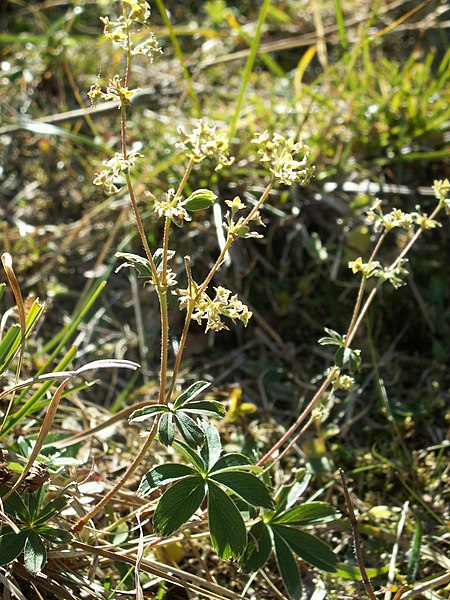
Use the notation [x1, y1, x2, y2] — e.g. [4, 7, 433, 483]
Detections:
[166, 304, 193, 402]
[228, 0, 272, 141]
[154, 0, 200, 115]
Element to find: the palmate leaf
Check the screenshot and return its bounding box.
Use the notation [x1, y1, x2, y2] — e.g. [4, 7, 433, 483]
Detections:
[271, 501, 337, 526]
[211, 453, 253, 470]
[273, 525, 338, 572]
[36, 525, 71, 544]
[209, 470, 273, 509]
[207, 481, 247, 559]
[172, 439, 207, 473]
[128, 404, 168, 423]
[173, 412, 205, 447]
[153, 476, 205, 536]
[24, 531, 47, 575]
[272, 529, 302, 600]
[0, 529, 28, 565]
[172, 380, 211, 409]
[274, 470, 311, 512]
[200, 422, 222, 470]
[240, 521, 272, 573]
[182, 400, 226, 416]
[34, 496, 70, 526]
[158, 412, 176, 446]
[115, 252, 153, 279]
[138, 464, 196, 497]
[0, 486, 29, 522]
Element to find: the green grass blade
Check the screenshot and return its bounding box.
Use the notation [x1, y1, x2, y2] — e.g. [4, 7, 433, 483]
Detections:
[0, 346, 77, 437]
[154, 0, 200, 116]
[228, 0, 272, 141]
[5, 121, 107, 151]
[38, 279, 106, 366]
[406, 517, 422, 584]
[334, 0, 348, 52]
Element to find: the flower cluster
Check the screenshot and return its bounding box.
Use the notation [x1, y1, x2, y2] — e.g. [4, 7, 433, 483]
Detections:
[433, 179, 449, 210]
[223, 196, 264, 240]
[100, 1, 161, 58]
[348, 257, 381, 278]
[349, 256, 409, 288]
[93, 151, 142, 195]
[178, 284, 252, 332]
[88, 75, 138, 109]
[177, 122, 234, 170]
[147, 188, 191, 223]
[252, 131, 314, 186]
[366, 200, 441, 232]
[330, 369, 355, 391]
[349, 255, 409, 288]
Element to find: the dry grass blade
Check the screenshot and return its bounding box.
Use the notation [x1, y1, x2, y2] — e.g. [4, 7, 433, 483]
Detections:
[71, 541, 243, 599]
[1, 360, 139, 500]
[339, 468, 377, 600]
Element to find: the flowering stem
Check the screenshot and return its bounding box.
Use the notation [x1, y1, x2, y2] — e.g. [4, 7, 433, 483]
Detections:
[259, 201, 445, 465]
[346, 229, 387, 347]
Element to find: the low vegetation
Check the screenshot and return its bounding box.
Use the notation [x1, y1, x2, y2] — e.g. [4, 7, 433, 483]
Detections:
[0, 1, 448, 598]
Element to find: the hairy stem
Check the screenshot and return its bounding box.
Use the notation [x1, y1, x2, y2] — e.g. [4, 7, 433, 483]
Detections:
[346, 229, 387, 346]
[259, 201, 444, 465]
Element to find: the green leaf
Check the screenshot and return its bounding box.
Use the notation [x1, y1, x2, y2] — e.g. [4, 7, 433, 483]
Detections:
[335, 562, 390, 580]
[129, 404, 168, 423]
[211, 453, 253, 471]
[182, 400, 226, 417]
[173, 381, 211, 410]
[172, 439, 207, 473]
[0, 324, 21, 374]
[273, 529, 302, 600]
[200, 422, 222, 471]
[1, 487, 30, 523]
[36, 525, 71, 544]
[158, 412, 176, 446]
[407, 517, 422, 584]
[210, 471, 273, 509]
[138, 464, 196, 497]
[28, 488, 44, 520]
[335, 346, 361, 372]
[153, 477, 205, 536]
[182, 189, 217, 212]
[274, 470, 311, 513]
[318, 328, 344, 347]
[0, 529, 28, 565]
[273, 525, 338, 572]
[115, 252, 153, 278]
[173, 412, 205, 448]
[34, 496, 70, 526]
[24, 531, 47, 575]
[271, 502, 337, 526]
[207, 481, 247, 559]
[240, 521, 272, 573]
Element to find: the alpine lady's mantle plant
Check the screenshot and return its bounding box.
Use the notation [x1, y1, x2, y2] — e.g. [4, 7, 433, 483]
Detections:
[67, 3, 450, 597]
[1, 1, 448, 598]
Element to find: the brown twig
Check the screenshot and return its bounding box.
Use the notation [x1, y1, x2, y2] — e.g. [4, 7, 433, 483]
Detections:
[339, 468, 377, 600]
